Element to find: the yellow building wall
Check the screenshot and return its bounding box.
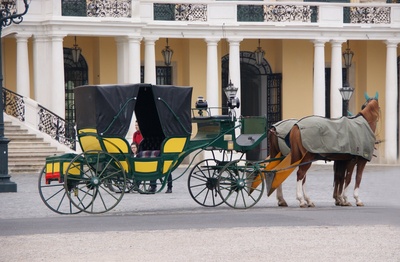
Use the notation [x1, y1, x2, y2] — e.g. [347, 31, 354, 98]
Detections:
[3, 38, 17, 92]
[281, 40, 314, 119]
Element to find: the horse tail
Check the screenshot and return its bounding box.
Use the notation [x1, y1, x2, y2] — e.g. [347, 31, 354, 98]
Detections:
[268, 127, 280, 158]
[289, 125, 305, 164]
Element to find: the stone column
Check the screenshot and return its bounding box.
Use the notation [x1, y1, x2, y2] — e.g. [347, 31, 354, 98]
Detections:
[115, 37, 128, 84]
[384, 40, 399, 163]
[313, 39, 327, 116]
[330, 40, 345, 118]
[50, 34, 66, 117]
[15, 34, 31, 98]
[228, 37, 243, 117]
[144, 37, 158, 84]
[127, 36, 142, 84]
[32, 35, 50, 107]
[205, 38, 220, 108]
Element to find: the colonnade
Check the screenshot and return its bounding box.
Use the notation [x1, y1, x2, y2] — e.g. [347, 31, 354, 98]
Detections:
[11, 34, 400, 162]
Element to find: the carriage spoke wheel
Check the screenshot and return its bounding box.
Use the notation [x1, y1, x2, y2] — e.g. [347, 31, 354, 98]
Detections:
[38, 166, 82, 215]
[64, 150, 127, 214]
[188, 159, 224, 207]
[218, 160, 265, 209]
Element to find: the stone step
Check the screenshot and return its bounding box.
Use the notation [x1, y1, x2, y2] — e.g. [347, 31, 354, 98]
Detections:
[4, 119, 71, 174]
[8, 141, 52, 147]
[9, 137, 45, 142]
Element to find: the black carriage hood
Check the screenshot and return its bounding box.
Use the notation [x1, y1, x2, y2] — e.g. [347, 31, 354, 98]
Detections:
[74, 84, 141, 136]
[135, 85, 192, 138]
[74, 84, 192, 138]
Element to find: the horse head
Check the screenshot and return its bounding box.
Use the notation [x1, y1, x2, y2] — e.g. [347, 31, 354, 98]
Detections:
[360, 92, 380, 132]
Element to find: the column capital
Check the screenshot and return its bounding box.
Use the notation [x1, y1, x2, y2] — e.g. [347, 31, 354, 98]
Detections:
[330, 39, 346, 46]
[14, 33, 32, 40]
[227, 37, 243, 45]
[312, 39, 328, 46]
[205, 38, 220, 45]
[144, 36, 159, 43]
[385, 40, 399, 48]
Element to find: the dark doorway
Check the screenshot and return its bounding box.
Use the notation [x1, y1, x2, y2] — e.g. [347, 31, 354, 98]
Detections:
[64, 48, 88, 139]
[221, 51, 281, 160]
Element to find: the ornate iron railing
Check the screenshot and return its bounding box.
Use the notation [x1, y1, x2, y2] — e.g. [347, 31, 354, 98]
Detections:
[154, 4, 207, 21]
[2, 87, 76, 150]
[38, 106, 76, 150]
[350, 6, 390, 24]
[2, 88, 24, 122]
[62, 0, 131, 17]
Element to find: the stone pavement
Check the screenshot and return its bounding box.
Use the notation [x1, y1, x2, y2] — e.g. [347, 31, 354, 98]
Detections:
[1, 162, 399, 219]
[1, 163, 400, 262]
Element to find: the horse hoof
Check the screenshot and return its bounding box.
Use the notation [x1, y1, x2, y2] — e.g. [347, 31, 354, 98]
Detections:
[308, 203, 315, 208]
[356, 202, 364, 207]
[335, 201, 341, 206]
[299, 203, 307, 208]
[278, 201, 288, 207]
[342, 202, 352, 206]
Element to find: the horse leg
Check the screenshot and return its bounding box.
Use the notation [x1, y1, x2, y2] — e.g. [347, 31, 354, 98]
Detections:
[339, 159, 356, 206]
[296, 162, 312, 208]
[333, 160, 346, 206]
[353, 159, 367, 206]
[276, 185, 288, 207]
[301, 175, 315, 207]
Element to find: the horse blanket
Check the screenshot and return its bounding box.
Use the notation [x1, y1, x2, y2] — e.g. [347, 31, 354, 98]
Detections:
[272, 119, 297, 156]
[295, 115, 375, 161]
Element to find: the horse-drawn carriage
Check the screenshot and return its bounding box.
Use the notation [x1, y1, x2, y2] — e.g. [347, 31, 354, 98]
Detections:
[38, 83, 272, 214]
[38, 83, 379, 214]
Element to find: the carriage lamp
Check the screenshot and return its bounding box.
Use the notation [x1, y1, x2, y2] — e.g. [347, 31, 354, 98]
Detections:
[195, 96, 208, 117]
[339, 84, 354, 116]
[162, 38, 173, 66]
[0, 0, 30, 193]
[224, 80, 240, 110]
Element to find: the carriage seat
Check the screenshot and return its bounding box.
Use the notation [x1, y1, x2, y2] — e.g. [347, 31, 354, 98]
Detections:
[137, 136, 164, 159]
[137, 150, 160, 158]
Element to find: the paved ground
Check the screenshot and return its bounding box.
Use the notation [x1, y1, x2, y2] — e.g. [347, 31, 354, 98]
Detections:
[1, 163, 400, 261]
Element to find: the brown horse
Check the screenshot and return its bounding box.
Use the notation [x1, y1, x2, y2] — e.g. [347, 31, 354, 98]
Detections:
[267, 119, 298, 207]
[289, 93, 379, 207]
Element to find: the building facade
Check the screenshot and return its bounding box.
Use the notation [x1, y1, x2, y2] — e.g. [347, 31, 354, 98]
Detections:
[2, 0, 400, 163]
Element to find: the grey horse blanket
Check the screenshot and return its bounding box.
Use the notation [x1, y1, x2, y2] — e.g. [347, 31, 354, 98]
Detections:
[295, 115, 375, 161]
[272, 119, 298, 156]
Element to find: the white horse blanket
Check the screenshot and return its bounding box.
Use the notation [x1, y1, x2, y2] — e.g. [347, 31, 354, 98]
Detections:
[272, 119, 297, 156]
[295, 115, 375, 161]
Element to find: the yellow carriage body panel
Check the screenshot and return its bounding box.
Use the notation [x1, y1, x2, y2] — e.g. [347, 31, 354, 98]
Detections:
[134, 161, 158, 173]
[163, 137, 187, 153]
[163, 160, 173, 173]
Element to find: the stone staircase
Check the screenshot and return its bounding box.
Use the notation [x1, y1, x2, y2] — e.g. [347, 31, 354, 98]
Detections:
[5, 120, 66, 174]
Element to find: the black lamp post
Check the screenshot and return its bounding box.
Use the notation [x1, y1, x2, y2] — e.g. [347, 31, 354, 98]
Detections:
[339, 84, 354, 116]
[341, 40, 354, 116]
[0, 0, 30, 192]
